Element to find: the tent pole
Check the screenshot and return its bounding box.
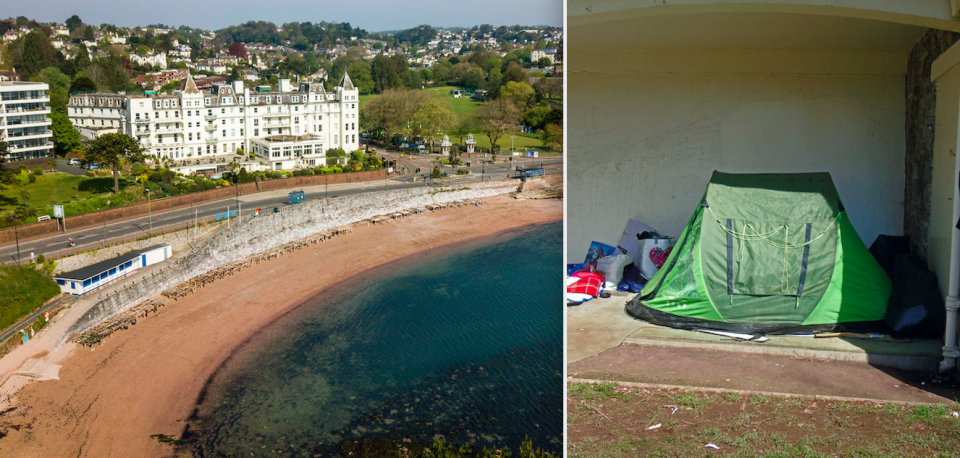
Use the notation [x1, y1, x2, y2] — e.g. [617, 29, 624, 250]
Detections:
[940, 120, 960, 373]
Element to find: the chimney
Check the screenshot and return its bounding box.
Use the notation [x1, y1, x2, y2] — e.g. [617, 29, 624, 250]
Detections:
[279, 78, 291, 93]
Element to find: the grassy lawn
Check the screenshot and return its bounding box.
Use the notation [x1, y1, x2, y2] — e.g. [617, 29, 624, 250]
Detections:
[448, 132, 560, 155]
[0, 170, 141, 228]
[0, 264, 59, 334]
[568, 382, 960, 458]
[361, 85, 485, 130]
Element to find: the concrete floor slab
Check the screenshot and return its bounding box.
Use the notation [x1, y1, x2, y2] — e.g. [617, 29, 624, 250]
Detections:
[566, 294, 641, 363]
[626, 325, 942, 372]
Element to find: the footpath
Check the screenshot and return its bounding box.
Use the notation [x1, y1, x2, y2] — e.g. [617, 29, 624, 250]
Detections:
[568, 294, 960, 405]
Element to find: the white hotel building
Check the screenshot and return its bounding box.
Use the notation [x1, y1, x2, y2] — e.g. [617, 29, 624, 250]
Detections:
[0, 81, 53, 161]
[68, 73, 360, 171]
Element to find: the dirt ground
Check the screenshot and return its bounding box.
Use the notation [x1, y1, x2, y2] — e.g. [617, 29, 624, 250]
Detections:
[0, 195, 561, 458]
[568, 381, 960, 458]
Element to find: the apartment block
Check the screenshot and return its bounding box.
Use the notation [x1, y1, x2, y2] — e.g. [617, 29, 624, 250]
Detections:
[0, 81, 53, 161]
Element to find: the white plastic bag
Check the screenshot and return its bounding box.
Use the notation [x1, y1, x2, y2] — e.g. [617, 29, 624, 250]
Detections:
[596, 252, 633, 286]
[640, 238, 674, 280]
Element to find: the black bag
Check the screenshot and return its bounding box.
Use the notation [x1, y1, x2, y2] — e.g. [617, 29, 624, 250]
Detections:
[884, 255, 945, 339]
[869, 235, 910, 274]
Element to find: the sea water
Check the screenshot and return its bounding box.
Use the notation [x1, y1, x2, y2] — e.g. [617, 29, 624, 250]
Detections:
[189, 222, 562, 457]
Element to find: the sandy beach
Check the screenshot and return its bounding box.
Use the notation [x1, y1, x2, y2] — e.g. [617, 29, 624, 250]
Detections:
[0, 195, 561, 457]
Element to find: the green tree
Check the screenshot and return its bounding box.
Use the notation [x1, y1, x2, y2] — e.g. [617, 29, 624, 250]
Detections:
[412, 97, 455, 154]
[533, 77, 561, 101]
[361, 89, 425, 146]
[50, 111, 83, 156]
[522, 106, 552, 131]
[500, 81, 535, 112]
[69, 74, 97, 94]
[85, 133, 144, 195]
[346, 61, 375, 94]
[15, 31, 57, 77]
[542, 123, 563, 152]
[65, 15, 83, 32]
[502, 61, 528, 85]
[478, 98, 519, 154]
[82, 26, 95, 42]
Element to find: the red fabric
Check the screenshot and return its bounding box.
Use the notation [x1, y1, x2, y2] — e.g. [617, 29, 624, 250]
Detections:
[572, 271, 605, 281]
[567, 271, 605, 297]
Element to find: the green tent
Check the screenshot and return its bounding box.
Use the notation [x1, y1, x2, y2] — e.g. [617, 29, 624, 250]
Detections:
[627, 172, 892, 334]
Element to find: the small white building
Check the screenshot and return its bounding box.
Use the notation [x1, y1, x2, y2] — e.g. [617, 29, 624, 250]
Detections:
[53, 244, 172, 296]
[131, 53, 167, 70]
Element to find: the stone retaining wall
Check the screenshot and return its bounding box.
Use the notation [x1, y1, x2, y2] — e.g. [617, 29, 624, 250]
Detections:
[0, 169, 386, 245]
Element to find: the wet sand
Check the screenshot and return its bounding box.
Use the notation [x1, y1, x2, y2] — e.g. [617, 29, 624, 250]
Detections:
[0, 196, 561, 458]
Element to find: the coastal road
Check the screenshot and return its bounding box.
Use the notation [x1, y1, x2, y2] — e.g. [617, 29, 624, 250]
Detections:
[0, 159, 562, 264]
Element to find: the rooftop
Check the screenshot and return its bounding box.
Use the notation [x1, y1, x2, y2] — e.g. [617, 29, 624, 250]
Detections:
[0, 81, 46, 88]
[54, 244, 170, 281]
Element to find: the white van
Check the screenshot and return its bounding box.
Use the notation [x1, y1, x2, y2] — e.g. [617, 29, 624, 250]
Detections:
[452, 90, 461, 98]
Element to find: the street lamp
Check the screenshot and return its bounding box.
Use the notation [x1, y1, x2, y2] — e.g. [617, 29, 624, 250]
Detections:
[145, 188, 152, 232]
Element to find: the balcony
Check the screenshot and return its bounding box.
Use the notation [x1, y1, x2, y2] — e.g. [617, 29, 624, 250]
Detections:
[4, 129, 52, 139]
[134, 118, 150, 123]
[263, 120, 290, 127]
[4, 106, 50, 114]
[205, 124, 216, 131]
[206, 137, 219, 144]
[138, 139, 152, 147]
[204, 114, 217, 121]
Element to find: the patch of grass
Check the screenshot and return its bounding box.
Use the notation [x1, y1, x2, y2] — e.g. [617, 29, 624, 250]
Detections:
[570, 381, 621, 400]
[724, 392, 742, 403]
[729, 431, 759, 448]
[782, 397, 806, 409]
[0, 171, 142, 228]
[749, 394, 768, 406]
[672, 391, 713, 411]
[904, 404, 954, 426]
[731, 412, 756, 429]
[0, 264, 59, 333]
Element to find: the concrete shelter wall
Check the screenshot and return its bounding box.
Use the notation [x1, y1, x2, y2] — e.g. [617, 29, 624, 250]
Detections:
[567, 49, 907, 262]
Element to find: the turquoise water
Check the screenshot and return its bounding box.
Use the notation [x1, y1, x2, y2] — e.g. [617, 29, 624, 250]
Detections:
[189, 222, 562, 457]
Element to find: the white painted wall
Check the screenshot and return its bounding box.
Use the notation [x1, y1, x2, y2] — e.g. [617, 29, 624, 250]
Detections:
[567, 49, 907, 262]
[931, 60, 960, 301]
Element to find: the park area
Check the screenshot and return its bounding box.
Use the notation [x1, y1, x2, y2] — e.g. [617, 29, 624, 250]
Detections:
[360, 84, 563, 154]
[568, 382, 960, 458]
[0, 167, 141, 229]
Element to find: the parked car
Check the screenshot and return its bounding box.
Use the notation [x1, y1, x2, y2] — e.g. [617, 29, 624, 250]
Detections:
[67, 158, 81, 166]
[88, 163, 99, 170]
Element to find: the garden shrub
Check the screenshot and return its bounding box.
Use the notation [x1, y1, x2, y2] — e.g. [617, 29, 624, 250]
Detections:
[33, 168, 42, 176]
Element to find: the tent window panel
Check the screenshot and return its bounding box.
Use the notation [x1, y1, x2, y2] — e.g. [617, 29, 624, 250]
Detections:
[658, 215, 702, 300]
